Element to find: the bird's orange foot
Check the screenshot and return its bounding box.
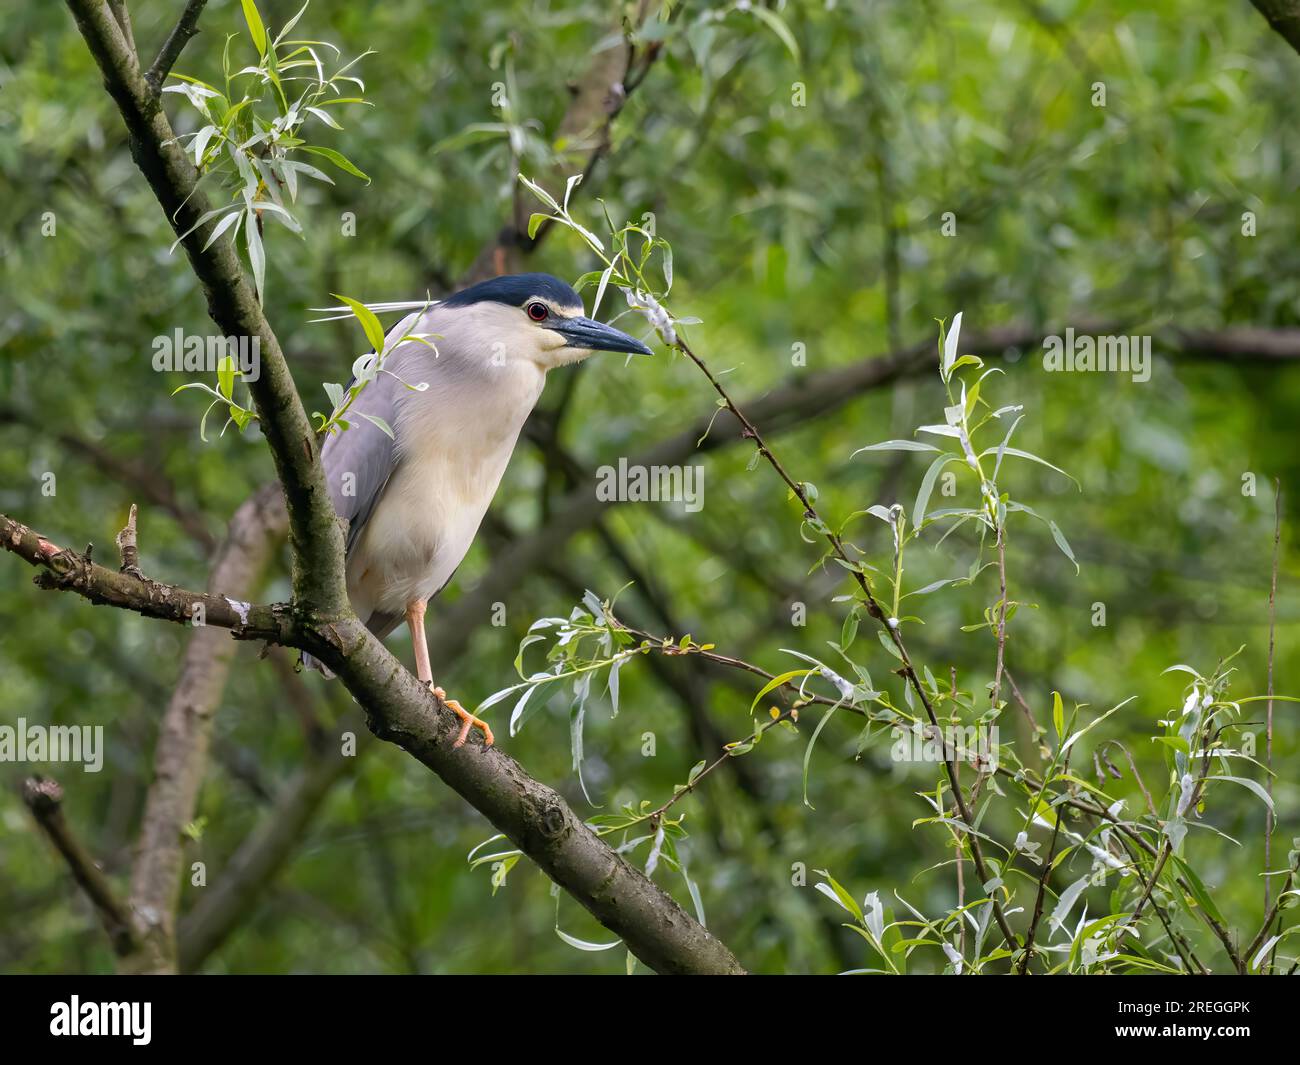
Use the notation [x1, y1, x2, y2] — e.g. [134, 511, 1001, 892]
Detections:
[431, 686, 494, 748]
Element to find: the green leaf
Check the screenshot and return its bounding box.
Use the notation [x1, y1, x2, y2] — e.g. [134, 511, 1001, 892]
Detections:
[840, 607, 859, 650]
[192, 124, 219, 166]
[1060, 696, 1134, 753]
[1168, 853, 1226, 927]
[169, 205, 234, 252]
[217, 356, 237, 400]
[508, 683, 539, 737]
[330, 293, 388, 354]
[202, 208, 244, 252]
[1209, 774, 1275, 812]
[298, 144, 370, 182]
[901, 576, 967, 599]
[802, 699, 843, 808]
[245, 210, 265, 304]
[322, 381, 345, 410]
[1048, 520, 1079, 574]
[1052, 691, 1064, 740]
[747, 669, 812, 717]
[982, 446, 1080, 489]
[358, 412, 395, 439]
[592, 264, 614, 318]
[748, 6, 801, 64]
[273, 0, 310, 45]
[852, 439, 941, 456]
[942, 311, 963, 378]
[554, 926, 621, 952]
[517, 173, 560, 212]
[241, 0, 267, 56]
[914, 453, 960, 527]
[813, 873, 863, 922]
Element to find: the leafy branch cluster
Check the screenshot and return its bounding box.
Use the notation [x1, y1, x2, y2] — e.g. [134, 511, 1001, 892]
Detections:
[165, 0, 371, 304]
[484, 192, 1298, 974]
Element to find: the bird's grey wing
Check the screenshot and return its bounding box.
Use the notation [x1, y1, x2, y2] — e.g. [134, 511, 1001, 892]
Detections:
[320, 374, 399, 557]
[364, 611, 404, 642]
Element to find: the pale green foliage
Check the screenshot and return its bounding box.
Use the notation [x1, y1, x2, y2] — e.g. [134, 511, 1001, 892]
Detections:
[311, 295, 436, 439]
[164, 0, 371, 304]
[171, 354, 256, 441]
[482, 252, 1297, 971]
[7, 0, 1300, 976]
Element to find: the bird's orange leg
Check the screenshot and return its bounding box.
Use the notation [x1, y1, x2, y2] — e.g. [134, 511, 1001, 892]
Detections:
[432, 687, 494, 749]
[406, 598, 494, 749]
[406, 598, 433, 682]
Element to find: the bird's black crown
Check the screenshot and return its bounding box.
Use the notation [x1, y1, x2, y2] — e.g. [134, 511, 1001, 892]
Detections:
[444, 272, 582, 312]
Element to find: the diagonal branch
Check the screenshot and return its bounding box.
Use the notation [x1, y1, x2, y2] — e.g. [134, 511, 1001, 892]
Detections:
[5, 491, 747, 972]
[1251, 0, 1300, 55]
[128, 484, 287, 972]
[145, 0, 210, 94]
[672, 333, 1021, 951]
[1, 510, 294, 641]
[22, 776, 140, 958]
[65, 0, 350, 618]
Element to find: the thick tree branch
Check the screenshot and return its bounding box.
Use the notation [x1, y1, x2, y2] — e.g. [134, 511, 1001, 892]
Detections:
[66, 0, 349, 618]
[1, 510, 294, 641]
[128, 483, 287, 972]
[1251, 0, 1300, 55]
[321, 635, 743, 974]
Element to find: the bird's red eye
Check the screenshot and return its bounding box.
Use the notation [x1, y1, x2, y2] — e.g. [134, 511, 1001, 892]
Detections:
[526, 301, 549, 322]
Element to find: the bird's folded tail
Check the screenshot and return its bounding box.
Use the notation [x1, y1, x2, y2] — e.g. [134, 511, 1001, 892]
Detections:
[299, 610, 403, 680]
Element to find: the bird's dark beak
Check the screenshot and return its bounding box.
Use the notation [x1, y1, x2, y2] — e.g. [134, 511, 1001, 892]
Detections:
[552, 316, 653, 356]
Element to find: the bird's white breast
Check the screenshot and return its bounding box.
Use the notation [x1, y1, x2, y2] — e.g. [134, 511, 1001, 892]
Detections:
[346, 339, 545, 620]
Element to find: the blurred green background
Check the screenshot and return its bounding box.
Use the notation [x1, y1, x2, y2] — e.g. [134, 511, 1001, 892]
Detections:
[1, 0, 1297, 973]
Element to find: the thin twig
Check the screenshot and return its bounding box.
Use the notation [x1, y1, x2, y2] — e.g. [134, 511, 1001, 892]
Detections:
[23, 777, 139, 956]
[600, 711, 798, 839]
[145, 0, 209, 95]
[1098, 740, 1159, 819]
[1243, 848, 1300, 969]
[991, 528, 1009, 709]
[672, 335, 1021, 952]
[1017, 785, 1066, 974]
[615, 621, 850, 711]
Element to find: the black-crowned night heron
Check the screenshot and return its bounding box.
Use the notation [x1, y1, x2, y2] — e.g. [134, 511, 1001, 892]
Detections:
[304, 273, 652, 747]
